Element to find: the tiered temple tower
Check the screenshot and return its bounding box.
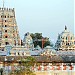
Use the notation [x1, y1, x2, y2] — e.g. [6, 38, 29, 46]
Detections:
[0, 8, 21, 48]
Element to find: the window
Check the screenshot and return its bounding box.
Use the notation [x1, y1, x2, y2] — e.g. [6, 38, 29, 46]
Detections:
[5, 42, 9, 45]
[5, 16, 6, 18]
[70, 43, 71, 45]
[8, 16, 9, 18]
[5, 25, 7, 27]
[14, 52, 16, 55]
[10, 16, 14, 18]
[5, 20, 6, 22]
[58, 36, 60, 39]
[2, 49, 4, 51]
[68, 43, 69, 46]
[22, 52, 24, 55]
[1, 15, 2, 18]
[71, 37, 72, 40]
[66, 43, 67, 45]
[66, 37, 67, 40]
[14, 40, 16, 46]
[62, 37, 64, 39]
[5, 30, 7, 32]
[58, 43, 60, 45]
[74, 41, 75, 44]
[18, 52, 20, 55]
[5, 36, 8, 38]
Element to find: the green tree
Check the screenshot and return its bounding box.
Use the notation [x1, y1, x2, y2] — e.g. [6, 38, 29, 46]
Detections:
[43, 41, 54, 47]
[30, 33, 42, 47]
[43, 41, 50, 47]
[30, 33, 53, 48]
[10, 56, 36, 75]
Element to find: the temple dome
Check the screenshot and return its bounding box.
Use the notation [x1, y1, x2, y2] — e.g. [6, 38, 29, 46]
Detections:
[55, 26, 75, 51]
[59, 26, 74, 39]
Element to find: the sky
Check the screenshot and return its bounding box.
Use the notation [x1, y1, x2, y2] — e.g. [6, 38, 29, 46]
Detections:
[0, 0, 74, 43]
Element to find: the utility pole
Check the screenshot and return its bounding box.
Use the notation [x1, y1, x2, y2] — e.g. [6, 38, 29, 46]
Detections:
[34, 38, 48, 49]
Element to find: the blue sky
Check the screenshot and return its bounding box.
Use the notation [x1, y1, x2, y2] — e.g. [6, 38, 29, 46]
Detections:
[0, 0, 74, 43]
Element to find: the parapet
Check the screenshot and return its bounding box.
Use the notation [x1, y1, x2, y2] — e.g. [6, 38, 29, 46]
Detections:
[0, 7, 15, 12]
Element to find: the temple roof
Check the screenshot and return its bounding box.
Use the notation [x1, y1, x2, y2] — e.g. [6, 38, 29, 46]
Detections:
[60, 26, 74, 37]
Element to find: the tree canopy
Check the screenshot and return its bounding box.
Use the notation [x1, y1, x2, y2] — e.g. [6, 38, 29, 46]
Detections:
[10, 56, 36, 75]
[30, 33, 53, 48]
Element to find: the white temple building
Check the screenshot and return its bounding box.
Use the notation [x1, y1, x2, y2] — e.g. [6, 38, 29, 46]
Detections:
[40, 46, 57, 56]
[23, 32, 34, 49]
[55, 26, 75, 51]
